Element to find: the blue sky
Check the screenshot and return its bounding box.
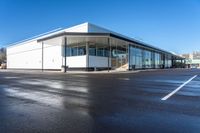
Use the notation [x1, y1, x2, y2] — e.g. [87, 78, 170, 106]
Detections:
[0, 0, 199, 54]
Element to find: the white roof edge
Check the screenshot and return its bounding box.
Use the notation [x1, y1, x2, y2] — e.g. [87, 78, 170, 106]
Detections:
[6, 22, 91, 48]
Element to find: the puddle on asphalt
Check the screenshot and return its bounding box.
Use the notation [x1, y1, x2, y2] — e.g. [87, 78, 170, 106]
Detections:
[118, 78, 130, 81]
[3, 86, 90, 113]
[72, 75, 89, 78]
[150, 79, 183, 84]
[65, 86, 88, 93]
[18, 79, 63, 89]
[17, 79, 89, 93]
[1, 78, 90, 110]
[4, 87, 63, 107]
[4, 76, 19, 79]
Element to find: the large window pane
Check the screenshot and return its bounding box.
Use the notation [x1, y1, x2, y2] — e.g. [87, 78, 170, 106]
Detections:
[143, 50, 152, 68]
[129, 45, 143, 69]
[110, 38, 128, 69]
[89, 37, 108, 57]
[89, 45, 96, 56]
[155, 52, 161, 68]
[66, 37, 86, 57]
[78, 46, 86, 56]
[71, 47, 78, 56]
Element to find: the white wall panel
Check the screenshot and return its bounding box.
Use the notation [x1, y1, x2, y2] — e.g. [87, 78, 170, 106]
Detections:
[7, 43, 42, 69]
[7, 49, 42, 69]
[89, 56, 111, 67]
[43, 44, 62, 69]
[7, 41, 62, 70]
[7, 41, 41, 55]
[66, 56, 87, 68]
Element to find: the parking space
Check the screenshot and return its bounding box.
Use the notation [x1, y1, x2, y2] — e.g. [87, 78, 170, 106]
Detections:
[0, 69, 200, 133]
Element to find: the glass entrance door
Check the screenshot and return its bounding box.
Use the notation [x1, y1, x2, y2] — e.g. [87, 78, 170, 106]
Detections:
[116, 49, 127, 68]
[110, 39, 128, 70]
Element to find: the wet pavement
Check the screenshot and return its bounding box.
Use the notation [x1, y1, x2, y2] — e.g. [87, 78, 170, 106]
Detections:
[0, 69, 200, 133]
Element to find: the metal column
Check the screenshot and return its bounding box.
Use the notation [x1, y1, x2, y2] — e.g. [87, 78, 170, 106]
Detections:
[42, 42, 44, 71]
[108, 37, 111, 72]
[86, 42, 89, 71]
[163, 54, 165, 69]
[64, 37, 67, 73]
[128, 44, 131, 70]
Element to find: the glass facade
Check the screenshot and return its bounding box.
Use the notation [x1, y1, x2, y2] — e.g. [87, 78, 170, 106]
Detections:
[155, 53, 161, 68]
[129, 46, 166, 69]
[89, 42, 109, 57]
[165, 54, 172, 68]
[63, 37, 109, 57]
[110, 38, 128, 69]
[60, 35, 178, 70]
[143, 50, 152, 68]
[129, 46, 143, 69]
[66, 45, 87, 56]
[62, 37, 87, 57]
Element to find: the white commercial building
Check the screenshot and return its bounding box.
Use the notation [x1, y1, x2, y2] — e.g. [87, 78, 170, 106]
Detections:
[7, 22, 184, 72]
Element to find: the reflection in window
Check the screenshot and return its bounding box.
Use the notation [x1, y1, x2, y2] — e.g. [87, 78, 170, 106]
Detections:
[89, 43, 109, 57]
[143, 50, 152, 68]
[71, 47, 78, 56]
[89, 45, 96, 56]
[78, 46, 86, 55]
[129, 46, 143, 69]
[155, 53, 161, 68]
[66, 45, 86, 56]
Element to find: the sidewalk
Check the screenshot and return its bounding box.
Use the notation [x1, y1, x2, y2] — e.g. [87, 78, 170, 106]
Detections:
[0, 68, 187, 75]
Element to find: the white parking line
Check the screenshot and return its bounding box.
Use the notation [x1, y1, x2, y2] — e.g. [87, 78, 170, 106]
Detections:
[161, 75, 198, 101]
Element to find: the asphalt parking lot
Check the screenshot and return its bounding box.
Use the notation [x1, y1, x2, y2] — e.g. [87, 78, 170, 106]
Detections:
[0, 69, 200, 133]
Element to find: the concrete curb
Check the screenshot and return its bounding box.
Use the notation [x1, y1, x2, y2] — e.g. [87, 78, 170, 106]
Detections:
[0, 68, 188, 75]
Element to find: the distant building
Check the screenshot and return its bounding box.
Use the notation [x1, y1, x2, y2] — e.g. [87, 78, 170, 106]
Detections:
[181, 51, 200, 68]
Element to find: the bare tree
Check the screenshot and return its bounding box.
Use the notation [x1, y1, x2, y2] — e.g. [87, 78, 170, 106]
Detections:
[0, 48, 6, 65]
